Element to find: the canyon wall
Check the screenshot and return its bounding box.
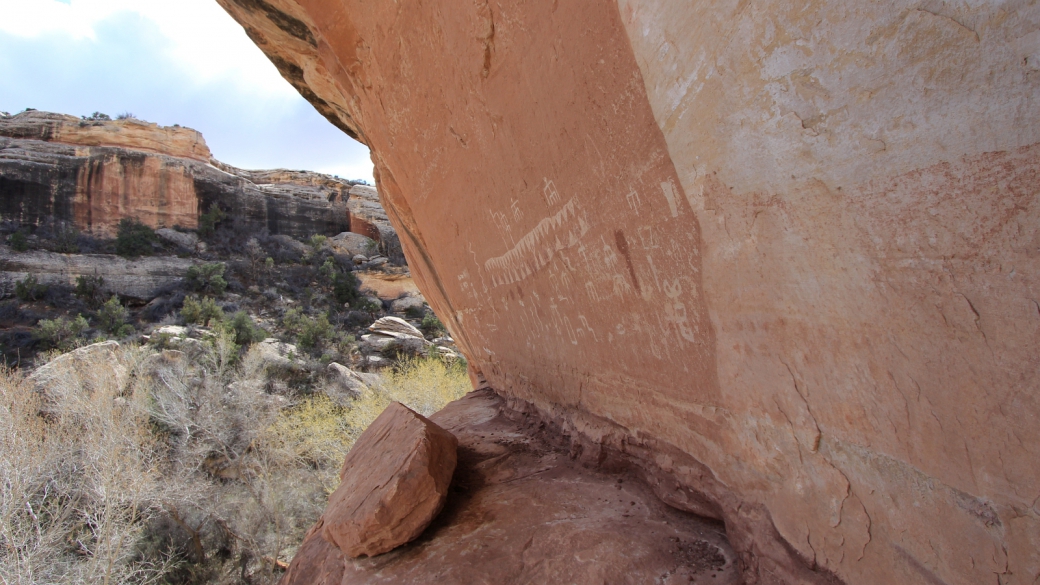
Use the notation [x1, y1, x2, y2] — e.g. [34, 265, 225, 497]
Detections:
[216, 0, 1040, 583]
[0, 111, 355, 239]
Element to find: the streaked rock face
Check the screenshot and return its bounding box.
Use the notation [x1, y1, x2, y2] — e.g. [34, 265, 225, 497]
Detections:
[0, 245, 195, 300]
[0, 111, 353, 238]
[216, 1, 1040, 583]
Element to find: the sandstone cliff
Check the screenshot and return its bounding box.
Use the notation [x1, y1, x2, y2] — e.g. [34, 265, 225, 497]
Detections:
[216, 1, 1040, 584]
[0, 111, 397, 254]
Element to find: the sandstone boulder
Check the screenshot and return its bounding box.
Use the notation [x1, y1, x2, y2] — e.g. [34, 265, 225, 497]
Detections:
[368, 316, 423, 339]
[381, 336, 429, 359]
[155, 228, 199, 250]
[28, 341, 128, 404]
[329, 231, 376, 258]
[279, 390, 741, 585]
[320, 402, 458, 558]
[389, 293, 425, 314]
[251, 338, 300, 371]
[326, 362, 367, 397]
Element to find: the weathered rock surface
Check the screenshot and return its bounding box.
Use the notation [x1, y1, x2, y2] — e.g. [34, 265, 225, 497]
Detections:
[328, 231, 376, 258]
[346, 185, 402, 263]
[280, 390, 741, 585]
[0, 111, 376, 240]
[0, 244, 194, 300]
[28, 341, 128, 406]
[326, 362, 367, 397]
[155, 228, 201, 251]
[251, 338, 300, 371]
[357, 272, 420, 303]
[219, 1, 1040, 584]
[368, 316, 423, 339]
[320, 402, 458, 558]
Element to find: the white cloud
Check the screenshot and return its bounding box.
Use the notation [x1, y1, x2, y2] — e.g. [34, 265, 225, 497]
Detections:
[0, 0, 374, 183]
[0, 0, 297, 98]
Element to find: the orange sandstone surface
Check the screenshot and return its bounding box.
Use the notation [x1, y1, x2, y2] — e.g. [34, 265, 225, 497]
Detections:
[216, 1, 1040, 583]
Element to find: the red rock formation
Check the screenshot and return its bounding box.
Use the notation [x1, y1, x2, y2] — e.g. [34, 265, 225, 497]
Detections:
[281, 390, 742, 585]
[0, 111, 357, 238]
[217, 1, 1040, 583]
[321, 402, 457, 558]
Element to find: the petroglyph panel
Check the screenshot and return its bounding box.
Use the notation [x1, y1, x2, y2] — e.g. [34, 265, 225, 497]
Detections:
[484, 198, 590, 287]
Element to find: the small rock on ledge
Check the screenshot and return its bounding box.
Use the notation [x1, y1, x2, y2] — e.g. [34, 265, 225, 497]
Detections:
[320, 402, 458, 558]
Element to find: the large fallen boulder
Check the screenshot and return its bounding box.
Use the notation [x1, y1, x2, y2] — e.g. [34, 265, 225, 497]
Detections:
[320, 402, 458, 558]
[279, 390, 741, 585]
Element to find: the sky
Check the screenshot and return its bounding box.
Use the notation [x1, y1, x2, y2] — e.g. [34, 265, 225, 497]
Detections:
[0, 0, 374, 183]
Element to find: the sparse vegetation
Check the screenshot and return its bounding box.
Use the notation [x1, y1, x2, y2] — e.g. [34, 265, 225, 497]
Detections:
[197, 204, 226, 239]
[185, 263, 228, 296]
[180, 295, 223, 327]
[421, 312, 446, 337]
[282, 308, 334, 351]
[115, 218, 157, 257]
[332, 270, 363, 306]
[8, 229, 28, 251]
[221, 310, 267, 346]
[96, 296, 134, 338]
[14, 274, 47, 302]
[52, 223, 79, 253]
[82, 111, 111, 121]
[0, 335, 468, 584]
[33, 314, 88, 350]
[74, 274, 105, 307]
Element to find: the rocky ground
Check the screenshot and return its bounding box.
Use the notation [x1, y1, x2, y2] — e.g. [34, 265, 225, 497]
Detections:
[284, 389, 741, 585]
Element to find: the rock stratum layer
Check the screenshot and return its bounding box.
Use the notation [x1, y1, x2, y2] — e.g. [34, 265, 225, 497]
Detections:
[217, 1, 1040, 583]
[0, 111, 394, 246]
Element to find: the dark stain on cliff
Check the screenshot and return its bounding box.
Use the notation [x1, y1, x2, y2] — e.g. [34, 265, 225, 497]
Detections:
[267, 55, 362, 142]
[614, 229, 641, 294]
[229, 0, 316, 46]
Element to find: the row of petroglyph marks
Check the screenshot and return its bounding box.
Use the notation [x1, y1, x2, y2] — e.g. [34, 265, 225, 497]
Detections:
[460, 175, 711, 379]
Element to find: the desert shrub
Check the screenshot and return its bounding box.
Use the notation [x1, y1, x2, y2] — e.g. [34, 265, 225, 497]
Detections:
[332, 271, 362, 306]
[260, 393, 352, 476]
[115, 218, 157, 257]
[8, 229, 28, 251]
[221, 310, 267, 346]
[82, 111, 111, 121]
[404, 305, 425, 319]
[421, 312, 446, 337]
[310, 234, 328, 249]
[180, 295, 223, 326]
[52, 223, 79, 254]
[343, 356, 470, 439]
[245, 238, 268, 282]
[75, 274, 105, 307]
[0, 348, 174, 585]
[282, 309, 333, 351]
[96, 295, 134, 337]
[33, 314, 88, 350]
[14, 274, 47, 302]
[185, 263, 228, 296]
[197, 204, 226, 238]
[116, 112, 136, 120]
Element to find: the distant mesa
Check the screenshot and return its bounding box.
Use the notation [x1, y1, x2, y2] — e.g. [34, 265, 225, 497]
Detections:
[0, 110, 400, 261]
